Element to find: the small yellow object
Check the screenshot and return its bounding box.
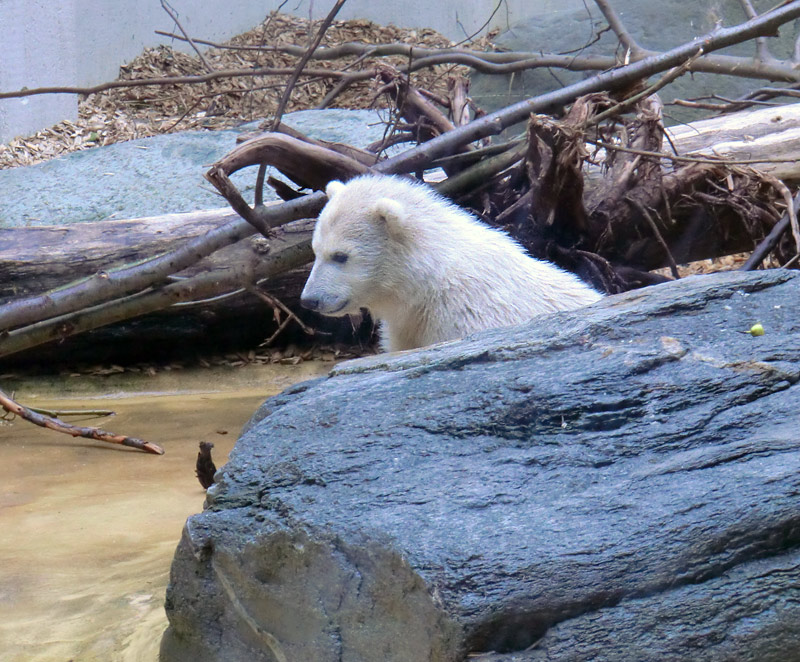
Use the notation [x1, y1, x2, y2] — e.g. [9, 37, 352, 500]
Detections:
[749, 323, 765, 336]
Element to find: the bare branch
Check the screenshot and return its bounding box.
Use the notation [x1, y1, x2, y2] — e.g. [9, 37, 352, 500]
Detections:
[271, 0, 347, 129]
[593, 0, 643, 56]
[0, 388, 164, 455]
[160, 0, 214, 72]
[738, 0, 775, 62]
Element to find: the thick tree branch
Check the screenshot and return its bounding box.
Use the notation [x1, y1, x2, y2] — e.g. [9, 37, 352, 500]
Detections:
[0, 216, 254, 333]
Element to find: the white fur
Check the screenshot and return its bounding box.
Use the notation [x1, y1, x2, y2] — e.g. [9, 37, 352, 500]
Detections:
[301, 174, 602, 352]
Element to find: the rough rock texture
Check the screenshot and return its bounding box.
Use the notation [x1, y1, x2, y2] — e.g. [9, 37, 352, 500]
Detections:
[471, 0, 798, 126]
[0, 109, 387, 227]
[161, 269, 800, 662]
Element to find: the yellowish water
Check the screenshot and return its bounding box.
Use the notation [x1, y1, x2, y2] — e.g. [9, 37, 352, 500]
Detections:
[0, 362, 331, 662]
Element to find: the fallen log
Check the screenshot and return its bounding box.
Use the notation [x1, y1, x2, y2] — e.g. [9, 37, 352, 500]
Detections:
[0, 212, 368, 365]
[0, 208, 242, 301]
[584, 103, 800, 185]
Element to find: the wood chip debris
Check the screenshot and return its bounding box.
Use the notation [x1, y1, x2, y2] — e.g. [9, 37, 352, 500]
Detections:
[1, 12, 484, 170]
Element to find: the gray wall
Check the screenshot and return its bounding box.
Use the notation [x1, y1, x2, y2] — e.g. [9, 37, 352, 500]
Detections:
[1, 0, 572, 144]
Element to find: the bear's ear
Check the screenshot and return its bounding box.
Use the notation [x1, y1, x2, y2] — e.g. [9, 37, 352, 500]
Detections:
[372, 198, 406, 239]
[325, 180, 346, 199]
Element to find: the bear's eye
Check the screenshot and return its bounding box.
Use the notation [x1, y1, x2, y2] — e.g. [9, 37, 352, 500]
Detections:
[331, 252, 349, 265]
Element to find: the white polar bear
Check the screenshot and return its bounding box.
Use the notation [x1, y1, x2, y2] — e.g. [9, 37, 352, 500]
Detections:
[300, 174, 602, 352]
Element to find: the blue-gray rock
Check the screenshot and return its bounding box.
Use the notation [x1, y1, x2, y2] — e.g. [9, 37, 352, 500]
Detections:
[161, 268, 800, 662]
[471, 0, 799, 127]
[0, 109, 388, 227]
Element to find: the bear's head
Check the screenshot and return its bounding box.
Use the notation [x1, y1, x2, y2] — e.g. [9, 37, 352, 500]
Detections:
[300, 177, 408, 318]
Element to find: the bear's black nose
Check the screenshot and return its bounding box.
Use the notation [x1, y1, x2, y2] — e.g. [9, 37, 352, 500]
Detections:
[300, 295, 320, 311]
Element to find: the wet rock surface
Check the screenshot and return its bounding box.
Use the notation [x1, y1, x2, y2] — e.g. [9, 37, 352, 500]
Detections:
[161, 269, 800, 662]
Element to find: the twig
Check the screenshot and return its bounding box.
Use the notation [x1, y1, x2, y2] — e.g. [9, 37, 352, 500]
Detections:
[0, 388, 164, 455]
[160, 0, 214, 72]
[593, 0, 643, 56]
[738, 0, 774, 62]
[626, 196, 680, 278]
[27, 406, 115, 418]
[740, 190, 800, 269]
[452, 0, 505, 46]
[246, 285, 317, 338]
[271, 0, 347, 130]
[0, 66, 352, 100]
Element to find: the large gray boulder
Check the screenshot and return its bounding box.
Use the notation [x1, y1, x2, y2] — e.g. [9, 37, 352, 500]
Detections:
[0, 109, 388, 227]
[161, 268, 800, 661]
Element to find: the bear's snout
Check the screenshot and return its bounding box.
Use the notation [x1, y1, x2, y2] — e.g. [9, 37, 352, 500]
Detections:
[300, 294, 321, 312]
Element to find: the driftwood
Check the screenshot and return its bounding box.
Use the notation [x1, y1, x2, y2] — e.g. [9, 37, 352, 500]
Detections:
[583, 103, 800, 185]
[0, 387, 164, 454]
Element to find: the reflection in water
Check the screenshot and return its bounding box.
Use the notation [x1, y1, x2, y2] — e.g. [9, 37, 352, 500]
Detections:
[0, 362, 330, 662]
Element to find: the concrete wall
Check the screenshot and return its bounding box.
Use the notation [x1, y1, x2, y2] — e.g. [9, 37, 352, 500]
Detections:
[0, 0, 573, 144]
[0, 0, 274, 143]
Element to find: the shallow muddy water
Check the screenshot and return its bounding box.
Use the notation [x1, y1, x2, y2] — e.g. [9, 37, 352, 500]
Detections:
[0, 362, 331, 662]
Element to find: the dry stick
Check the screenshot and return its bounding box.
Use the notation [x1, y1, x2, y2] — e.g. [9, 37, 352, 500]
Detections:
[593, 0, 644, 56]
[0, 66, 352, 100]
[741, 191, 800, 269]
[256, 0, 347, 208]
[160, 0, 214, 72]
[246, 285, 319, 345]
[27, 406, 115, 417]
[271, 0, 347, 130]
[0, 388, 164, 455]
[0, 231, 314, 359]
[739, 0, 775, 62]
[626, 196, 681, 278]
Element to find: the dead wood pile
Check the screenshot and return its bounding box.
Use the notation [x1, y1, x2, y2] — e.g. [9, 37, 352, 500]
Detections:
[2, 2, 800, 366]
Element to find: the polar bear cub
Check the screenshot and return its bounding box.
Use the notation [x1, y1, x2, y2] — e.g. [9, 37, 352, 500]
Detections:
[300, 174, 602, 352]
